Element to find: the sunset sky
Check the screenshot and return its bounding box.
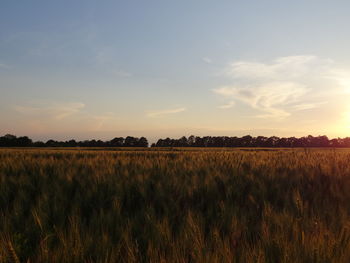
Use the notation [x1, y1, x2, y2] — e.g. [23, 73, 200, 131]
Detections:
[2, 1, 350, 142]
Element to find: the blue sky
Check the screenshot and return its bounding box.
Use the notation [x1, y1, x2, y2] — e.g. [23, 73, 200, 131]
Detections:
[2, 1, 350, 141]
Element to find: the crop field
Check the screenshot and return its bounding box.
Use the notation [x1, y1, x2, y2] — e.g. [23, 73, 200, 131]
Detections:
[0, 148, 350, 262]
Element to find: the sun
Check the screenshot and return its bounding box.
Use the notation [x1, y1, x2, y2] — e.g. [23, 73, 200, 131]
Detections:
[335, 109, 350, 136]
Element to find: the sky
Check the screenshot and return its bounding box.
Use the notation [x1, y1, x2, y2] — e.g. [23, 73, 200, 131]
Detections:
[2, 0, 350, 142]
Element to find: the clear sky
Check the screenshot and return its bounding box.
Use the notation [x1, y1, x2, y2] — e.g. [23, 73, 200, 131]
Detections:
[1, 0, 350, 142]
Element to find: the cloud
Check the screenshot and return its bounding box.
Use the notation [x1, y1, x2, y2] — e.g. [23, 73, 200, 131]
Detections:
[225, 55, 320, 80]
[218, 101, 235, 109]
[327, 69, 350, 94]
[53, 102, 85, 119]
[89, 112, 120, 131]
[14, 102, 85, 120]
[146, 107, 186, 118]
[214, 55, 348, 118]
[292, 102, 328, 111]
[214, 82, 307, 118]
[202, 57, 212, 64]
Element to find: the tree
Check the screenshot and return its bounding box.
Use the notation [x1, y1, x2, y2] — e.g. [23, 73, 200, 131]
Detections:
[67, 140, 77, 147]
[137, 137, 148, 147]
[124, 136, 138, 147]
[178, 136, 188, 147]
[188, 135, 196, 146]
[17, 136, 32, 147]
[46, 140, 59, 147]
[110, 137, 124, 147]
[241, 135, 253, 147]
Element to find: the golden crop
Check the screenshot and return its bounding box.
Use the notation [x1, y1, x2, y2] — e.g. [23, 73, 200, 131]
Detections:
[0, 148, 349, 262]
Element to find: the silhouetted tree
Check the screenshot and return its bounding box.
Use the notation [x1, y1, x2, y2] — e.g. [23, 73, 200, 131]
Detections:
[137, 137, 149, 147]
[33, 141, 45, 147]
[17, 136, 32, 147]
[67, 140, 77, 147]
[110, 137, 124, 147]
[124, 136, 138, 147]
[0, 134, 348, 148]
[46, 140, 59, 147]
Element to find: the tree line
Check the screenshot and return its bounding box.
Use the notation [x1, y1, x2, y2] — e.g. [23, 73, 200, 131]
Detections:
[2, 134, 350, 148]
[0, 134, 148, 147]
[152, 135, 350, 148]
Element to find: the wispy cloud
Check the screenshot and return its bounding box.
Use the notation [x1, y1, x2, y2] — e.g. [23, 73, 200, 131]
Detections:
[218, 101, 235, 109]
[327, 69, 350, 94]
[225, 55, 319, 80]
[292, 102, 328, 111]
[14, 102, 85, 120]
[202, 57, 212, 64]
[89, 112, 120, 131]
[214, 82, 307, 118]
[214, 55, 349, 118]
[53, 102, 85, 119]
[146, 107, 186, 118]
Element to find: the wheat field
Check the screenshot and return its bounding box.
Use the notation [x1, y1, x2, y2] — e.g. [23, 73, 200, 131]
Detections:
[0, 148, 350, 262]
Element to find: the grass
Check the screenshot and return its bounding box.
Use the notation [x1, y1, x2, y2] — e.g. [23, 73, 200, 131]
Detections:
[0, 148, 350, 262]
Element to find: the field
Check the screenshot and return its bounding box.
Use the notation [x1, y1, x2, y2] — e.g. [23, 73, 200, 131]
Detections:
[0, 148, 350, 262]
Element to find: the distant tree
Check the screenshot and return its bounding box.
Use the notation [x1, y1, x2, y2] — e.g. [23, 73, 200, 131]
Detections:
[17, 136, 32, 147]
[255, 136, 268, 147]
[0, 134, 17, 147]
[155, 139, 164, 147]
[67, 139, 77, 147]
[33, 141, 45, 147]
[178, 136, 188, 147]
[46, 140, 59, 147]
[4, 134, 16, 140]
[329, 138, 340, 147]
[137, 137, 148, 147]
[164, 138, 172, 147]
[343, 137, 350, 147]
[266, 136, 279, 147]
[96, 140, 105, 147]
[124, 136, 138, 147]
[317, 135, 330, 147]
[241, 135, 253, 147]
[187, 135, 195, 146]
[110, 137, 124, 147]
[1, 134, 349, 148]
